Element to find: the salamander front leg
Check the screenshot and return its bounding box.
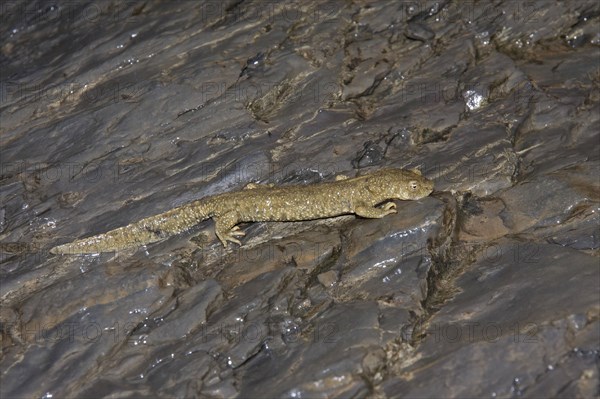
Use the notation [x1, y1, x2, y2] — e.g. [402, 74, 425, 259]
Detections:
[354, 202, 397, 218]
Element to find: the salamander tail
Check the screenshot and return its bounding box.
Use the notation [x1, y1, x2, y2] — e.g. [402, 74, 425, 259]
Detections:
[50, 199, 212, 255]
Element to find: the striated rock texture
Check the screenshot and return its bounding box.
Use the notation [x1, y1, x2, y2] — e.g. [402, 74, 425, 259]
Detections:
[1, 1, 598, 398]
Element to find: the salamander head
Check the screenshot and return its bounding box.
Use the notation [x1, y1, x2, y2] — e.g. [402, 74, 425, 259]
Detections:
[367, 168, 434, 200]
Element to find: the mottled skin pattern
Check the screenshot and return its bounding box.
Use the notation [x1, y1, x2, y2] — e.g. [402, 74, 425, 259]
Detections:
[50, 168, 434, 254]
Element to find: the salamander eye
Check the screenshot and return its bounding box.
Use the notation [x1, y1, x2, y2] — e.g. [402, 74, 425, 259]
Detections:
[409, 180, 418, 190]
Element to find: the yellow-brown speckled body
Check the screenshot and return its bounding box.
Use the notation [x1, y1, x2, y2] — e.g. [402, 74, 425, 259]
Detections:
[50, 168, 433, 254]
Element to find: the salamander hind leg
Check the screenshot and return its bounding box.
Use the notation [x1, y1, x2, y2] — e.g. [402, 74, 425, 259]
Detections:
[354, 201, 397, 218]
[214, 211, 245, 246]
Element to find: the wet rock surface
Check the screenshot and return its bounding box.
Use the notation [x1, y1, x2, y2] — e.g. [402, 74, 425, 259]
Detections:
[1, 1, 598, 398]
